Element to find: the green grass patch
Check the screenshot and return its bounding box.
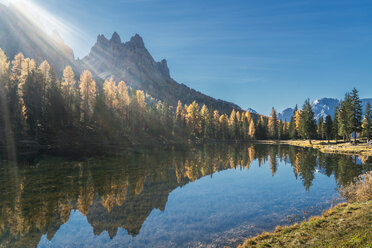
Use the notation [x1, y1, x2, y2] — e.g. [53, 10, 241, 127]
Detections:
[238, 201, 372, 248]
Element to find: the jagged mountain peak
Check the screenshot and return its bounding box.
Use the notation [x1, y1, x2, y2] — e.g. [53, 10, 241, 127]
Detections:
[128, 33, 145, 48]
[277, 108, 294, 122]
[156, 59, 170, 77]
[246, 108, 258, 114]
[278, 97, 372, 121]
[80, 32, 241, 114]
[110, 32, 121, 44]
[311, 97, 338, 106]
[97, 34, 108, 43]
[94, 33, 145, 51]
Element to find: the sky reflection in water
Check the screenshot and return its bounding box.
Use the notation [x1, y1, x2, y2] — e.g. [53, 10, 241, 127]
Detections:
[0, 144, 370, 248]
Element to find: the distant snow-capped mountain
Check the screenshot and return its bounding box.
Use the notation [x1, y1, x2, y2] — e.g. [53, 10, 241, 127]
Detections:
[277, 108, 295, 122]
[246, 108, 258, 114]
[311, 98, 340, 120]
[278, 98, 372, 121]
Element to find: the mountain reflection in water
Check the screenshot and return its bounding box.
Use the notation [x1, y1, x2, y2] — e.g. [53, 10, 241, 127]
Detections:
[0, 144, 371, 248]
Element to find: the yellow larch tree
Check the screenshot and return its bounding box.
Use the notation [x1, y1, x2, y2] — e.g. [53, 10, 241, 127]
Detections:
[136, 90, 146, 110]
[11, 53, 24, 82]
[38, 60, 51, 113]
[186, 101, 202, 137]
[61, 66, 77, 114]
[175, 100, 183, 122]
[116, 80, 130, 119]
[103, 77, 117, 110]
[18, 58, 36, 132]
[249, 119, 256, 139]
[295, 110, 301, 133]
[79, 70, 97, 123]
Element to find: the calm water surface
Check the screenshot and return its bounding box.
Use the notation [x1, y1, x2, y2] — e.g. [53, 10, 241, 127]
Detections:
[0, 144, 371, 248]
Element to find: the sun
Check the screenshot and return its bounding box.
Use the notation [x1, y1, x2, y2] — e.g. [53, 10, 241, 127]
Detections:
[1, 0, 85, 60]
[0, 0, 11, 6]
[8, 0, 23, 6]
[8, 0, 81, 43]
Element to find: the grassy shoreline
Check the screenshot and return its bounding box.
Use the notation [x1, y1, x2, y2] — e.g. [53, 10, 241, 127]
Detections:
[254, 139, 372, 156]
[237, 166, 372, 248]
[238, 200, 372, 248]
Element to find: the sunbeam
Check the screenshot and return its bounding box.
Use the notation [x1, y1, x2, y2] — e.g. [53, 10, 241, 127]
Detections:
[12, 0, 78, 36]
[3, 0, 85, 61]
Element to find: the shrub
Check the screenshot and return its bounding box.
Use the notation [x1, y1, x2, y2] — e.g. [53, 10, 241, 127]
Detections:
[339, 171, 372, 202]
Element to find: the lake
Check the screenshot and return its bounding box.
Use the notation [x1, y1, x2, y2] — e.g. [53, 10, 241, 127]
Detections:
[0, 144, 371, 248]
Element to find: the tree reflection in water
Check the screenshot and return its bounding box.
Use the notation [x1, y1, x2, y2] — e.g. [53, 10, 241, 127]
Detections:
[0, 144, 371, 247]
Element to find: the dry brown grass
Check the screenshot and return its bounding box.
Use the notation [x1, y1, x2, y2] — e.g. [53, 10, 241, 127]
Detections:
[255, 139, 372, 156]
[339, 171, 372, 203]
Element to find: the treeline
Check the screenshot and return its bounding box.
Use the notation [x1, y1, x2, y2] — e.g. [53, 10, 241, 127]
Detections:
[174, 101, 272, 140]
[0, 48, 370, 147]
[0, 49, 181, 146]
[174, 88, 372, 144]
[282, 88, 371, 143]
[0, 48, 278, 146]
[0, 49, 269, 146]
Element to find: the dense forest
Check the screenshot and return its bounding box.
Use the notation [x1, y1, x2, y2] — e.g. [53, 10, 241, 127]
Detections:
[0, 49, 267, 149]
[0, 49, 371, 152]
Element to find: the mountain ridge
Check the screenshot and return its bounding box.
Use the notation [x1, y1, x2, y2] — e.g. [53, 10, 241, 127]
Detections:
[79, 32, 241, 113]
[278, 97, 372, 121]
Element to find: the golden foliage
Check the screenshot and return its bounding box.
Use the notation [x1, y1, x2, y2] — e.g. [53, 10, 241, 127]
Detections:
[249, 119, 256, 139]
[340, 171, 372, 202]
[39, 60, 51, 91]
[79, 70, 97, 122]
[295, 110, 301, 131]
[0, 48, 10, 79]
[176, 100, 183, 121]
[11, 53, 24, 81]
[103, 77, 117, 110]
[61, 66, 77, 108]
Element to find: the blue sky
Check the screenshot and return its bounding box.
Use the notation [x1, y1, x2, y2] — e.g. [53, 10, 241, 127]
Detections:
[20, 0, 372, 114]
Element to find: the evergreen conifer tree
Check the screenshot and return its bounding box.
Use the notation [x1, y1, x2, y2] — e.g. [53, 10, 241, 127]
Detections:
[333, 105, 339, 143]
[350, 88, 362, 143]
[362, 102, 371, 141]
[338, 93, 353, 142]
[325, 115, 333, 143]
[299, 99, 316, 144]
[268, 107, 278, 139]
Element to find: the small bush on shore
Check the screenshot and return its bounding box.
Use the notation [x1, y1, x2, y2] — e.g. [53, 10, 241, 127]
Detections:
[339, 171, 372, 202]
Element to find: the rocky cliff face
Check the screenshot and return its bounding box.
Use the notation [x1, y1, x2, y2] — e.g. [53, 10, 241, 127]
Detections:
[80, 32, 241, 113]
[0, 3, 74, 71]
